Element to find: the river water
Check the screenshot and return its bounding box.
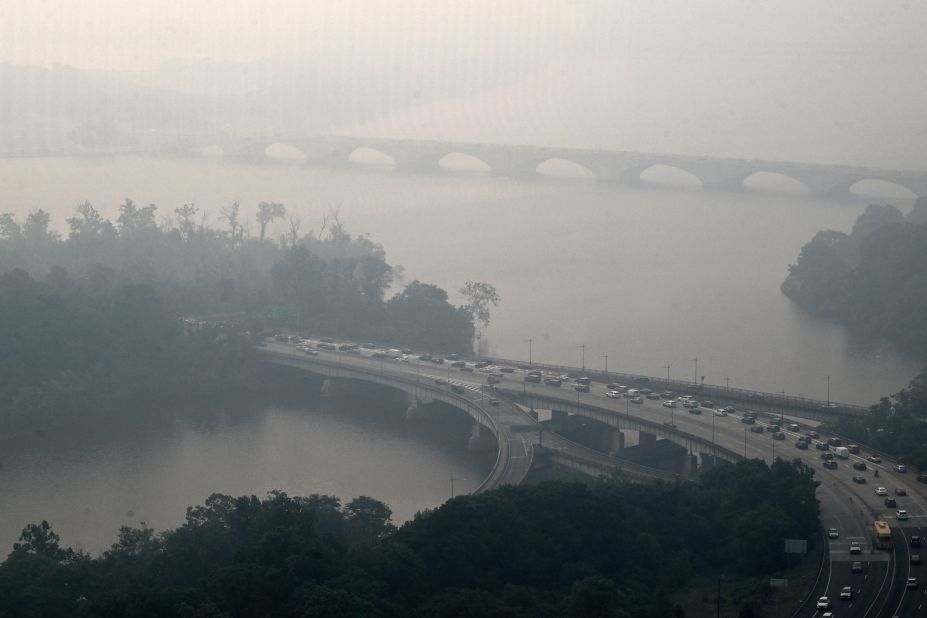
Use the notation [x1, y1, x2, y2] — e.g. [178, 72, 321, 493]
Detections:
[0, 155, 922, 555]
[0, 387, 488, 556]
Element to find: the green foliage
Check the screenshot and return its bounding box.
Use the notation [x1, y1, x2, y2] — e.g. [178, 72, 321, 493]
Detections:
[830, 367, 927, 469]
[0, 461, 819, 616]
[782, 201, 927, 354]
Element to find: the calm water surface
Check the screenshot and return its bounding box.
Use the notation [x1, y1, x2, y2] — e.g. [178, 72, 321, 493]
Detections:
[0, 390, 487, 556]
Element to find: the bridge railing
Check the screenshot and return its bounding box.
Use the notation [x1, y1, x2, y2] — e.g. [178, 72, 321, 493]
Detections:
[482, 354, 869, 420]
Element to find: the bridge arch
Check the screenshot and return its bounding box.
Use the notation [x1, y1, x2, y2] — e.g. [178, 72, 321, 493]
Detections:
[348, 146, 397, 168]
[847, 178, 920, 200]
[438, 152, 492, 174]
[741, 171, 812, 194]
[635, 164, 703, 187]
[265, 142, 309, 161]
[535, 158, 596, 179]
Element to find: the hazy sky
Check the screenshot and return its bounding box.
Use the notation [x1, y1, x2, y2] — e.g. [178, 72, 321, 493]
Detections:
[3, 1, 926, 166]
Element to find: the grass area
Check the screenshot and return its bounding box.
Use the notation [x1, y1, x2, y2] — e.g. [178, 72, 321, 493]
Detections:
[669, 540, 823, 617]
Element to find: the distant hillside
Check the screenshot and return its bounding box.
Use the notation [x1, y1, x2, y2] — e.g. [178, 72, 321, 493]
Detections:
[782, 197, 927, 354]
[0, 57, 524, 156]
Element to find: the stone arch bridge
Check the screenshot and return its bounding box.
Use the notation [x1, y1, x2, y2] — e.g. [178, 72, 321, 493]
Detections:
[176, 135, 927, 198]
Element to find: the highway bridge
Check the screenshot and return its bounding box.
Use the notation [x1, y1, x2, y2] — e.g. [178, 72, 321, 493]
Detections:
[263, 338, 927, 616]
[167, 135, 927, 198]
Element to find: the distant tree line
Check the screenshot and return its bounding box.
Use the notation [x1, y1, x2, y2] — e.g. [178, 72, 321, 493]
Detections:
[781, 198, 927, 355]
[828, 367, 927, 470]
[0, 459, 819, 617]
[0, 200, 496, 435]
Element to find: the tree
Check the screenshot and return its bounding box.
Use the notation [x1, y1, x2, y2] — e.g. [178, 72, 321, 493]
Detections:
[116, 199, 157, 238]
[256, 201, 286, 242]
[459, 281, 499, 328]
[220, 200, 244, 244]
[22, 209, 59, 245]
[12, 521, 70, 560]
[344, 496, 395, 545]
[175, 203, 199, 240]
[66, 201, 116, 242]
[0, 213, 23, 242]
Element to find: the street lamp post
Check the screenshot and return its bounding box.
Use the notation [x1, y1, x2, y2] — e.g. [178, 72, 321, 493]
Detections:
[579, 344, 586, 373]
[716, 573, 724, 618]
[528, 338, 533, 366]
[711, 410, 716, 445]
[744, 427, 748, 458]
[664, 364, 670, 382]
[602, 353, 608, 380]
[691, 357, 698, 385]
[826, 375, 831, 407]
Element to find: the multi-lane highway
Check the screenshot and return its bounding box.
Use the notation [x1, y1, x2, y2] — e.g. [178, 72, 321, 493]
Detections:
[265, 335, 926, 616]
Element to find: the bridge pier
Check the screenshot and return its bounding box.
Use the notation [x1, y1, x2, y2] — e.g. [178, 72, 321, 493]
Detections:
[605, 428, 625, 455]
[405, 398, 430, 421]
[468, 423, 495, 451]
[699, 453, 716, 469]
[639, 431, 657, 447]
[682, 452, 699, 477]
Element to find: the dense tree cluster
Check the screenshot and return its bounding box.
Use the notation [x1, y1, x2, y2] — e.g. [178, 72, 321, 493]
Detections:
[0, 200, 488, 435]
[781, 199, 927, 354]
[830, 367, 927, 470]
[0, 460, 819, 617]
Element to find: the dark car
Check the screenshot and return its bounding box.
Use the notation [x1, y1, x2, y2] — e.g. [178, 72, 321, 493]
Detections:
[852, 475, 867, 484]
[884, 497, 897, 508]
[823, 460, 838, 469]
[796, 441, 809, 450]
[741, 416, 756, 424]
[918, 472, 927, 484]
[821, 452, 835, 461]
[475, 361, 491, 369]
[766, 424, 780, 433]
[450, 384, 465, 394]
[853, 461, 867, 471]
[446, 353, 460, 361]
[851, 561, 863, 573]
[524, 373, 542, 383]
[418, 354, 432, 361]
[911, 536, 921, 547]
[451, 360, 466, 368]
[701, 400, 715, 408]
[431, 357, 445, 364]
[750, 425, 765, 433]
[544, 377, 562, 387]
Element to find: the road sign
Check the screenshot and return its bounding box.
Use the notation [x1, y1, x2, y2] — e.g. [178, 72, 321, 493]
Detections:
[784, 539, 807, 554]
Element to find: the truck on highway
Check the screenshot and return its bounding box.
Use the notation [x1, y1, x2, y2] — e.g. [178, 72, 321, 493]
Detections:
[386, 349, 402, 359]
[834, 446, 850, 459]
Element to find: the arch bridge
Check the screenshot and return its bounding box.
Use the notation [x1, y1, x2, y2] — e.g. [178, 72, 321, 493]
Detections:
[181, 135, 927, 198]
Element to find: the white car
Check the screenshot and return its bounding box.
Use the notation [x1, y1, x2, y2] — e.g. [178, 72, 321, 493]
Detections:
[828, 528, 839, 539]
[849, 541, 861, 554]
[816, 596, 830, 609]
[897, 509, 909, 520]
[840, 586, 852, 599]
[606, 391, 621, 399]
[876, 487, 887, 496]
[714, 409, 727, 417]
[662, 400, 676, 408]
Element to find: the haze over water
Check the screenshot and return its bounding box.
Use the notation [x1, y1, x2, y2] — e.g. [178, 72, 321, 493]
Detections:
[1, 155, 920, 405]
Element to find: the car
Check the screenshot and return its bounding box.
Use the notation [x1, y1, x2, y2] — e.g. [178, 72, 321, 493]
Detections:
[766, 424, 780, 433]
[574, 383, 590, 392]
[773, 432, 785, 440]
[638, 387, 652, 394]
[683, 400, 698, 408]
[824, 460, 838, 469]
[741, 416, 756, 424]
[851, 561, 863, 573]
[714, 409, 727, 417]
[662, 400, 676, 408]
[432, 357, 445, 364]
[849, 541, 861, 554]
[918, 472, 927, 483]
[821, 452, 835, 461]
[828, 528, 839, 539]
[451, 360, 466, 368]
[635, 377, 651, 383]
[816, 442, 830, 451]
[912, 554, 921, 565]
[544, 377, 562, 387]
[434, 378, 448, 385]
[796, 441, 808, 449]
[360, 342, 375, 349]
[606, 390, 621, 399]
[897, 509, 909, 520]
[662, 421, 677, 428]
[895, 487, 907, 496]
[630, 396, 643, 404]
[884, 497, 897, 507]
[852, 475, 867, 484]
[868, 455, 882, 463]
[607, 382, 621, 390]
[828, 437, 842, 447]
[450, 384, 465, 394]
[894, 463, 907, 473]
[662, 391, 674, 397]
[840, 585, 852, 599]
[418, 354, 432, 361]
[750, 425, 765, 433]
[474, 361, 491, 369]
[319, 337, 336, 344]
[876, 487, 888, 496]
[488, 398, 500, 407]
[912, 536, 922, 547]
[446, 353, 460, 361]
[646, 393, 661, 400]
[701, 400, 715, 408]
[302, 348, 319, 356]
[499, 367, 515, 373]
[816, 597, 830, 610]
[788, 423, 800, 431]
[848, 444, 860, 454]
[907, 577, 918, 589]
[852, 461, 867, 471]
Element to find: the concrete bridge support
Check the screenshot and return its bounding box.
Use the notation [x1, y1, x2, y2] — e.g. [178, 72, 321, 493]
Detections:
[639, 431, 657, 447]
[468, 423, 496, 451]
[605, 428, 625, 455]
[405, 398, 430, 421]
[682, 452, 699, 477]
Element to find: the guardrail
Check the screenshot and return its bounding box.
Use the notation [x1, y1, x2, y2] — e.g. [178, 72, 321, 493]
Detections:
[481, 354, 869, 419]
